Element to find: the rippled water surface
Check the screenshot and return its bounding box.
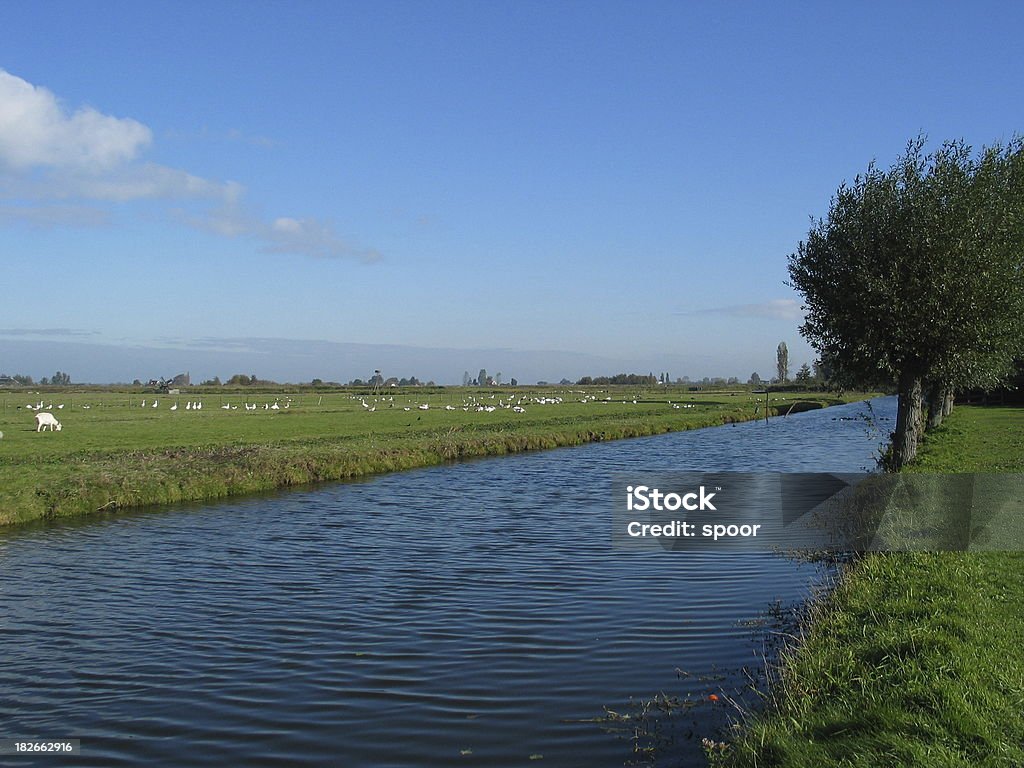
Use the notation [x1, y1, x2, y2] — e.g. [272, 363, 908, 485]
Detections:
[0, 397, 895, 767]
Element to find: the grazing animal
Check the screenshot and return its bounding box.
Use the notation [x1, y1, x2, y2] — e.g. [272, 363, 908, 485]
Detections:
[35, 412, 62, 432]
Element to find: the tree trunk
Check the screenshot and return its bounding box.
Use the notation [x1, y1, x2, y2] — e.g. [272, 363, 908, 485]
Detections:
[943, 390, 954, 417]
[891, 373, 923, 470]
[926, 383, 947, 431]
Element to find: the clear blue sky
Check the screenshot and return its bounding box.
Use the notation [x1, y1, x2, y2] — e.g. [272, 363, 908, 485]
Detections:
[2, 1, 1022, 383]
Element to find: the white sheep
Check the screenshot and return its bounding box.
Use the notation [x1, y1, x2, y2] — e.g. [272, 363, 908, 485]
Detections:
[35, 412, 62, 432]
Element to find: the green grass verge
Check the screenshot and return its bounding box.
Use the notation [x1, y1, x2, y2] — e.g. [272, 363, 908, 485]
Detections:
[0, 386, 861, 527]
[717, 406, 1024, 767]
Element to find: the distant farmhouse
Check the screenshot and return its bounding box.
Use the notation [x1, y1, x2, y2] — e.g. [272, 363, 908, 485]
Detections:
[147, 372, 191, 391]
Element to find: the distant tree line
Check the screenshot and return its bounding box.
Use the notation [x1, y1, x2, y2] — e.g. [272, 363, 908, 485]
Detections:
[224, 374, 271, 386]
[350, 375, 434, 387]
[160, 373, 448, 388]
[0, 371, 73, 386]
[577, 373, 656, 386]
[749, 355, 829, 388]
[36, 371, 72, 386]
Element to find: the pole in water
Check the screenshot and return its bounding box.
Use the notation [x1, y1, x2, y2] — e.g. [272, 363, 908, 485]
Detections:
[764, 388, 769, 423]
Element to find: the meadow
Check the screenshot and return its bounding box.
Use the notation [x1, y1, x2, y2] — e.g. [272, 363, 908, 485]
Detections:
[0, 385, 859, 526]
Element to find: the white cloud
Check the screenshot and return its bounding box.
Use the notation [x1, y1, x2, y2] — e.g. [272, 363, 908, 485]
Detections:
[0, 69, 236, 204]
[0, 70, 151, 172]
[0, 69, 378, 261]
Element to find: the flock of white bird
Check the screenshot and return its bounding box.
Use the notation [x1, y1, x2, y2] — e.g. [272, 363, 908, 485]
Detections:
[24, 390, 705, 434]
[23, 397, 296, 414]
[24, 401, 65, 411]
[348, 391, 701, 415]
[355, 393, 538, 414]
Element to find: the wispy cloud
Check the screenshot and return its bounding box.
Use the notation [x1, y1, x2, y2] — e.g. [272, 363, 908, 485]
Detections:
[180, 207, 382, 262]
[677, 299, 803, 321]
[0, 204, 110, 228]
[164, 126, 277, 149]
[0, 69, 377, 261]
[0, 328, 100, 338]
[264, 217, 382, 262]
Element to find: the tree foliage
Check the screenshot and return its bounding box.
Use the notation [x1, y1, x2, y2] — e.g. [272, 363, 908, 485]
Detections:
[776, 342, 789, 383]
[789, 136, 1024, 467]
[576, 373, 659, 386]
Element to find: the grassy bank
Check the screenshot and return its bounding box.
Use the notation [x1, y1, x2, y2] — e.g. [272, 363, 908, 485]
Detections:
[717, 406, 1024, 767]
[0, 387, 862, 527]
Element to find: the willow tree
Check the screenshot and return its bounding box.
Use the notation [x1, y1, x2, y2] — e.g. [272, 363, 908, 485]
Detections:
[920, 140, 1024, 428]
[789, 137, 1024, 469]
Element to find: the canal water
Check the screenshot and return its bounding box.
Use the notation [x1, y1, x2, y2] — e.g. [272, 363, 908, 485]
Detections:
[0, 397, 895, 767]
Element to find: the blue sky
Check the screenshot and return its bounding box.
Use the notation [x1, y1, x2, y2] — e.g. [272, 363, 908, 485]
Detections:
[2, 1, 1022, 384]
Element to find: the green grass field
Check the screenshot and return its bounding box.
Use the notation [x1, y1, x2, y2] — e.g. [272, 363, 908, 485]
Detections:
[0, 386, 860, 526]
[717, 406, 1024, 767]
